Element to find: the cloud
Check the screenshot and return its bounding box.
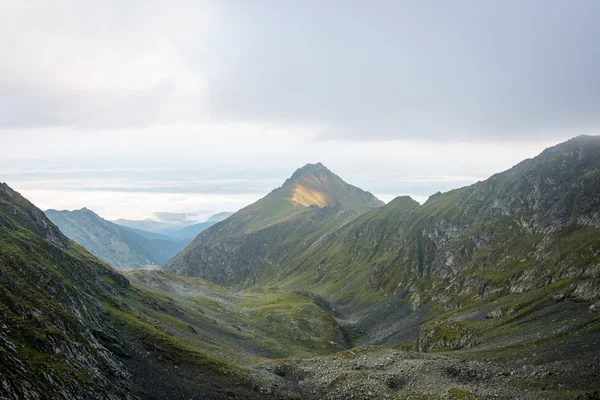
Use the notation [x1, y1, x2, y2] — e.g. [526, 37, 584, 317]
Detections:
[1, 1, 599, 140]
[205, 1, 600, 141]
[0, 0, 217, 128]
[4, 136, 561, 219]
[18, 187, 262, 221]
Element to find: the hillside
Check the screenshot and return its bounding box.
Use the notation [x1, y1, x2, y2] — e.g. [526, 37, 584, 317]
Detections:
[2, 137, 600, 399]
[269, 137, 600, 306]
[0, 182, 354, 399]
[163, 137, 600, 378]
[45, 208, 187, 270]
[166, 220, 219, 240]
[114, 212, 234, 238]
[164, 162, 384, 285]
[242, 136, 600, 366]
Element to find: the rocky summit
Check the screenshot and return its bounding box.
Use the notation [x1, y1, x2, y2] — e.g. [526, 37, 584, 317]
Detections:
[1, 136, 600, 399]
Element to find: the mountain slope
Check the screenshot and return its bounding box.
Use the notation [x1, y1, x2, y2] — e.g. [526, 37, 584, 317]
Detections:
[166, 221, 216, 240]
[272, 136, 600, 309]
[206, 212, 235, 222]
[2, 183, 341, 399]
[164, 162, 384, 286]
[45, 208, 187, 270]
[2, 136, 600, 399]
[114, 212, 233, 238]
[0, 183, 135, 398]
[0, 182, 364, 399]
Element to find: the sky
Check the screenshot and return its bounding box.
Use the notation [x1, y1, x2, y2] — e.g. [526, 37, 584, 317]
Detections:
[1, 1, 599, 222]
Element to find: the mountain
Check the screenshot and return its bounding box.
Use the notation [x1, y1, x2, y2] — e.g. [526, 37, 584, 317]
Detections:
[0, 182, 402, 399]
[0, 183, 134, 398]
[2, 134, 600, 399]
[118, 224, 175, 240]
[164, 162, 384, 285]
[166, 211, 235, 240]
[250, 136, 600, 354]
[270, 136, 600, 298]
[165, 137, 600, 353]
[114, 211, 234, 239]
[0, 182, 349, 399]
[45, 208, 188, 270]
[165, 221, 215, 240]
[206, 211, 234, 222]
[113, 217, 186, 233]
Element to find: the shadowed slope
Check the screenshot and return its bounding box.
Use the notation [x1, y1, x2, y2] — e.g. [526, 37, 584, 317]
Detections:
[0, 183, 279, 399]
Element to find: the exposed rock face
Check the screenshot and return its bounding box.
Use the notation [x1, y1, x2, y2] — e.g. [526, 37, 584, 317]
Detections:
[261, 136, 600, 315]
[165, 163, 384, 286]
[0, 183, 133, 399]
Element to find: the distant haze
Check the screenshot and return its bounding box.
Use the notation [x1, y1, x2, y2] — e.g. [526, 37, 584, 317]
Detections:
[1, 1, 597, 219]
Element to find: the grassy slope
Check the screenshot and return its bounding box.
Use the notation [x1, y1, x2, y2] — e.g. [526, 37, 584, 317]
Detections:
[0, 184, 134, 398]
[0, 182, 358, 398]
[125, 270, 349, 364]
[0, 183, 288, 399]
[237, 137, 600, 382]
[266, 138, 600, 310]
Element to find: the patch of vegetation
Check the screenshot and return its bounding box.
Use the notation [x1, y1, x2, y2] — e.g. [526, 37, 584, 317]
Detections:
[448, 387, 474, 399]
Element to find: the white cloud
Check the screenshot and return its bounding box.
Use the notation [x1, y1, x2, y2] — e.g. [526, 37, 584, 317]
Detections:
[1, 1, 595, 220]
[18, 187, 261, 221]
[4, 135, 563, 219]
[0, 0, 220, 128]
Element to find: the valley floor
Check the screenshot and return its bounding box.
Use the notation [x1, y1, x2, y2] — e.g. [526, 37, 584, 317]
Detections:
[121, 270, 600, 400]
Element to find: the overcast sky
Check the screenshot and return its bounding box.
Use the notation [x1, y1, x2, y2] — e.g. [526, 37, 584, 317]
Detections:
[1, 1, 598, 221]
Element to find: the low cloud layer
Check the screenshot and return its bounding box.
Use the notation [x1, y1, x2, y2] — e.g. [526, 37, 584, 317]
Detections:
[3, 138, 557, 219]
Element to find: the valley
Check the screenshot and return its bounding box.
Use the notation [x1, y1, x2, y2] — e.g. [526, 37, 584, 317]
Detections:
[1, 136, 599, 399]
[45, 209, 233, 270]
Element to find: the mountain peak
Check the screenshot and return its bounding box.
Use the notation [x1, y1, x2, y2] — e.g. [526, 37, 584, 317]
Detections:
[1, 183, 71, 250]
[72, 207, 101, 219]
[287, 162, 330, 182]
[277, 162, 384, 211]
[539, 135, 600, 158]
[568, 134, 600, 143]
